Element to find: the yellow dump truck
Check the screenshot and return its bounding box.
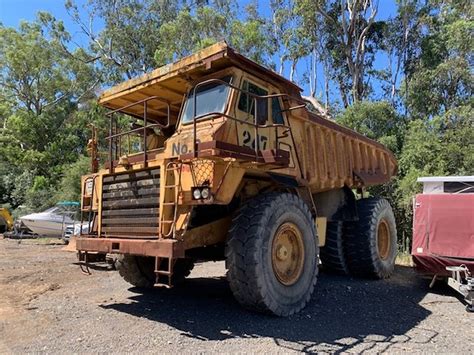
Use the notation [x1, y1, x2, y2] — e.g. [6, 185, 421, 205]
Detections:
[0, 208, 14, 233]
[77, 42, 397, 316]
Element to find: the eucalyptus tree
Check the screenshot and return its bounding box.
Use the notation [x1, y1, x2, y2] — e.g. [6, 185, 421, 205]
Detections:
[295, 0, 382, 106]
[0, 17, 98, 207]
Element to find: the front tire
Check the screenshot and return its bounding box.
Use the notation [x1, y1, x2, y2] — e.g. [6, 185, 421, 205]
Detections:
[344, 198, 397, 279]
[225, 193, 319, 316]
[115, 255, 155, 288]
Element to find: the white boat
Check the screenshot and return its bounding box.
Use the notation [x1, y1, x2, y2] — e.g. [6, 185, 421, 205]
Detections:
[19, 202, 79, 238]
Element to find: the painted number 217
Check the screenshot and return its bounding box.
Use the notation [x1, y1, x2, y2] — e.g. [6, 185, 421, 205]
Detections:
[242, 130, 268, 150]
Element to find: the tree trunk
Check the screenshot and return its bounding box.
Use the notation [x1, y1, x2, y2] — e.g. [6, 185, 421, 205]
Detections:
[289, 60, 297, 82]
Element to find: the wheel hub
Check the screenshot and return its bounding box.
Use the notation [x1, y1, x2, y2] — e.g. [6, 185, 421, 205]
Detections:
[271, 222, 305, 286]
[377, 219, 391, 260]
[276, 245, 289, 260]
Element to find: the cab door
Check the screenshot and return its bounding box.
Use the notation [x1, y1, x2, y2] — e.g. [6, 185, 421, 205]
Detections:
[234, 77, 274, 152]
[271, 95, 297, 170]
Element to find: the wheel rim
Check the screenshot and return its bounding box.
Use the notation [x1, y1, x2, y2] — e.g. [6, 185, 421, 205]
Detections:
[271, 222, 305, 286]
[377, 219, 391, 260]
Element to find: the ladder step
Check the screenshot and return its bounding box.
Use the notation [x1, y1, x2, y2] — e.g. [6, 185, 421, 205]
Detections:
[162, 202, 175, 205]
[164, 185, 178, 188]
[160, 220, 174, 223]
[156, 270, 172, 275]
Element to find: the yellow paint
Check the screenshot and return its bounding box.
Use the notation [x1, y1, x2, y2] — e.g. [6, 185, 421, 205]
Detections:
[316, 217, 327, 247]
[0, 208, 13, 231]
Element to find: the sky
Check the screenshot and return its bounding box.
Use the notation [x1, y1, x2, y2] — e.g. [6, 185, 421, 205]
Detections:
[1, 0, 82, 26]
[0, 0, 398, 27]
[0, 0, 399, 105]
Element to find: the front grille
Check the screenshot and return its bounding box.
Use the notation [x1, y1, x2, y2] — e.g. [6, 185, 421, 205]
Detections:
[101, 168, 160, 238]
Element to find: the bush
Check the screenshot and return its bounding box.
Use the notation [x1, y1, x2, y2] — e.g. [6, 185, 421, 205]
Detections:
[55, 155, 91, 202]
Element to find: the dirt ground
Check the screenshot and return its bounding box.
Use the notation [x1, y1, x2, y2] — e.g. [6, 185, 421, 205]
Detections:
[0, 237, 471, 353]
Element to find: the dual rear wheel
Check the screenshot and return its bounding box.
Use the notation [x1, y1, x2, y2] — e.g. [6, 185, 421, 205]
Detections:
[320, 197, 397, 279]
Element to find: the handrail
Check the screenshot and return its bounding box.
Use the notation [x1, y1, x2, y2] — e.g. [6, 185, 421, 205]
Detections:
[190, 78, 306, 177]
[106, 95, 172, 173]
[105, 123, 164, 140]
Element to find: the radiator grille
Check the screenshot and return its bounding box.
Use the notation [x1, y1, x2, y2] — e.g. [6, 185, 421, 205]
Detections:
[101, 168, 160, 238]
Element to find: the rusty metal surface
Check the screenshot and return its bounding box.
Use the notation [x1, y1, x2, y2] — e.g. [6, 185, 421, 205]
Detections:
[76, 237, 185, 258]
[96, 42, 396, 194]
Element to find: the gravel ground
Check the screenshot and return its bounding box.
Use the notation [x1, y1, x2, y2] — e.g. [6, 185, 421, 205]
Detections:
[0, 238, 472, 353]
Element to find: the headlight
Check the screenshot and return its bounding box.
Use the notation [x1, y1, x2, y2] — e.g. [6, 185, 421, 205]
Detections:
[85, 178, 94, 195]
[192, 186, 211, 200]
[193, 188, 202, 200]
[201, 187, 210, 199]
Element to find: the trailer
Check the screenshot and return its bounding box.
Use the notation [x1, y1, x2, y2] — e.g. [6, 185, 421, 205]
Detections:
[412, 176, 474, 311]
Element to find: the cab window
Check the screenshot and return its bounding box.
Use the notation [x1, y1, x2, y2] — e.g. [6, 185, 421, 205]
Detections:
[181, 76, 232, 124]
[238, 80, 268, 124]
[271, 97, 284, 124]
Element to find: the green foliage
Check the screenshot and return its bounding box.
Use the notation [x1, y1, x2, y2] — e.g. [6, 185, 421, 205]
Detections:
[0, 15, 103, 211]
[405, 57, 473, 118]
[154, 2, 273, 67]
[64, 0, 166, 82]
[336, 101, 404, 154]
[1, 170, 36, 208]
[55, 155, 91, 202]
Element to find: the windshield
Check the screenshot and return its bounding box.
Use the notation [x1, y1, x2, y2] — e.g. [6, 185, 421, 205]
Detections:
[43, 206, 59, 214]
[181, 76, 232, 124]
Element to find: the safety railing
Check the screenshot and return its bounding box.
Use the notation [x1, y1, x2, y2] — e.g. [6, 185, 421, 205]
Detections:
[190, 78, 307, 173]
[105, 96, 172, 173]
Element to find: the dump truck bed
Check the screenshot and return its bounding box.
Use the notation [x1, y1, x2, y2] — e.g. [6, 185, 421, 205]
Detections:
[295, 111, 397, 191]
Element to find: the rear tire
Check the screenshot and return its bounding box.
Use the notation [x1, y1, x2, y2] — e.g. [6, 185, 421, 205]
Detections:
[115, 255, 194, 288]
[226, 193, 319, 316]
[344, 198, 397, 279]
[320, 221, 349, 275]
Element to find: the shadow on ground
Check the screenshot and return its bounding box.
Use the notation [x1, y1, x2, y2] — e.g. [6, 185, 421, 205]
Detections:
[101, 265, 437, 352]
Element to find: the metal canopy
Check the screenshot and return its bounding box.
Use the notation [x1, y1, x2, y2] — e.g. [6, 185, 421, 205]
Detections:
[98, 41, 302, 124]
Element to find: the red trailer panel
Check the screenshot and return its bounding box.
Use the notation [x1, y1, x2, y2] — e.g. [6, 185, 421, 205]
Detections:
[412, 193, 474, 276]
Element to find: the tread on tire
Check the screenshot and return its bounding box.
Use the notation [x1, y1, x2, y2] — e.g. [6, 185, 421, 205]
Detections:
[115, 255, 194, 288]
[344, 197, 397, 279]
[225, 192, 319, 316]
[320, 221, 349, 275]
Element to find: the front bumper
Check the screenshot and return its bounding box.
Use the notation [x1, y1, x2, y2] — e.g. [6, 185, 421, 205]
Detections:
[76, 237, 185, 258]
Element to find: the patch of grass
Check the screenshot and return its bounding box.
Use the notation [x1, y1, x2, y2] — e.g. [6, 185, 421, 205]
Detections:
[396, 251, 413, 266]
[21, 237, 65, 245]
